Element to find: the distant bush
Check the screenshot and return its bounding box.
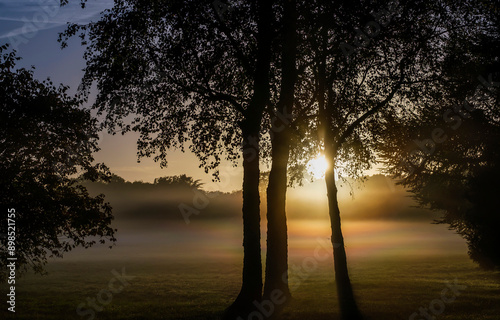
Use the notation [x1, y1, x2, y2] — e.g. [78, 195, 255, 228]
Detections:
[154, 174, 203, 189]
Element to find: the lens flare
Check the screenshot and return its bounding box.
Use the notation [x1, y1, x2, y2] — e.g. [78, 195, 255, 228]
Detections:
[307, 155, 329, 179]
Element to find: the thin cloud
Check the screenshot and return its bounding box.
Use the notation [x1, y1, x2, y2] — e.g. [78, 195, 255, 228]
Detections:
[0, 23, 60, 40]
[0, 17, 35, 22]
[0, 0, 113, 42]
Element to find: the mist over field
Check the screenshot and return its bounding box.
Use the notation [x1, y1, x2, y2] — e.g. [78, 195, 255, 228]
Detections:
[83, 174, 437, 223]
[72, 174, 464, 265]
[4, 175, 485, 320]
[3, 174, 497, 320]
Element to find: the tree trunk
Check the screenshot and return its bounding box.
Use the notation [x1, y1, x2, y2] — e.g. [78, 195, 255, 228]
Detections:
[316, 19, 363, 318]
[263, 0, 296, 311]
[264, 132, 291, 303]
[324, 154, 363, 320]
[224, 128, 263, 319]
[223, 0, 273, 318]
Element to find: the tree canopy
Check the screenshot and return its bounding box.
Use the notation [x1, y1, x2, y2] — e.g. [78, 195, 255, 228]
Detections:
[377, 0, 500, 269]
[0, 45, 116, 279]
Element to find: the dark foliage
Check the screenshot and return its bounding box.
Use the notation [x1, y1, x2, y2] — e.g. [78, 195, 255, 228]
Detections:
[378, 0, 500, 269]
[0, 45, 116, 279]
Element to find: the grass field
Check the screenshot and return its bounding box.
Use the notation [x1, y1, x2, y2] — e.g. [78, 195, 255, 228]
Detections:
[1, 220, 499, 320]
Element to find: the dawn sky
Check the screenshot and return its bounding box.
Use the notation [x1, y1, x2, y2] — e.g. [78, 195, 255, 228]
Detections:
[0, 0, 244, 191]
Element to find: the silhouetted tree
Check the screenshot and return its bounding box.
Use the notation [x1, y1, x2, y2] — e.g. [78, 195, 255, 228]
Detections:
[300, 1, 489, 318]
[154, 174, 203, 189]
[0, 45, 115, 280]
[108, 173, 126, 184]
[263, 0, 297, 309]
[60, 0, 274, 317]
[378, 0, 500, 269]
[58, 1, 500, 319]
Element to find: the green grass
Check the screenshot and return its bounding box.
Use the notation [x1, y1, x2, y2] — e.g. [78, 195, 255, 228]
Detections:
[1, 254, 499, 320]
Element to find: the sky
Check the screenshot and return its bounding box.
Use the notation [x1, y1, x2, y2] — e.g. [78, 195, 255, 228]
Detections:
[0, 0, 386, 193]
[0, 0, 245, 191]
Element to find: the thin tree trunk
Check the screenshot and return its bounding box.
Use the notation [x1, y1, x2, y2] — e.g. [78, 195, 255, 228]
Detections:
[316, 21, 363, 318]
[263, 0, 296, 310]
[324, 151, 363, 320]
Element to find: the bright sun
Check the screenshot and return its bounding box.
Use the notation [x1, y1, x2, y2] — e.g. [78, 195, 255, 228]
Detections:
[307, 155, 329, 179]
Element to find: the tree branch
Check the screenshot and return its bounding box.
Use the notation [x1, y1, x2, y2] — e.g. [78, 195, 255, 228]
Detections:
[336, 59, 406, 148]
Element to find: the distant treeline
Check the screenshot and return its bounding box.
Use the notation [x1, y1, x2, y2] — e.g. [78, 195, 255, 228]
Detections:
[82, 174, 437, 222]
[82, 174, 242, 222]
